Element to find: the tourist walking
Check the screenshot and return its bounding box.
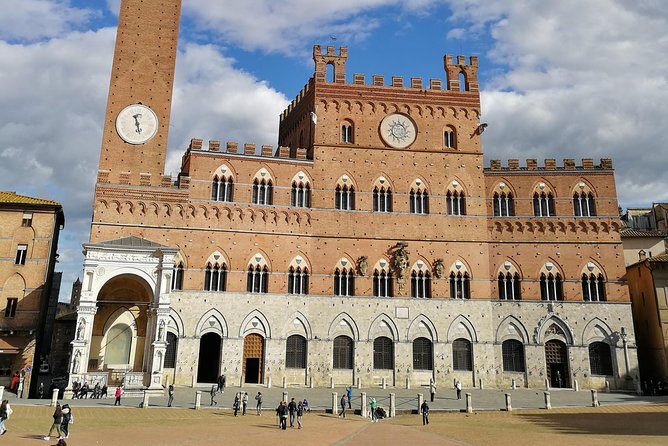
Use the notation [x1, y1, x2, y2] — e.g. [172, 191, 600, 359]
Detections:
[242, 392, 248, 415]
[455, 379, 462, 400]
[167, 384, 174, 407]
[420, 400, 429, 425]
[346, 386, 353, 409]
[43, 403, 63, 441]
[297, 400, 304, 429]
[217, 374, 224, 392]
[60, 403, 73, 439]
[0, 399, 12, 435]
[339, 394, 347, 418]
[38, 382, 44, 399]
[429, 379, 436, 402]
[210, 385, 218, 406]
[17, 375, 24, 398]
[370, 398, 377, 422]
[233, 394, 240, 416]
[277, 401, 288, 430]
[288, 398, 297, 427]
[255, 392, 263, 415]
[114, 386, 123, 406]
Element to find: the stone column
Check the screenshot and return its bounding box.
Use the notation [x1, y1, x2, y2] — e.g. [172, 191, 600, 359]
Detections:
[361, 392, 367, 418]
[417, 393, 424, 413]
[389, 393, 396, 418]
[195, 391, 201, 410]
[332, 392, 338, 415]
[543, 391, 551, 409]
[465, 393, 472, 413]
[505, 393, 512, 411]
[146, 306, 171, 389]
[66, 301, 97, 395]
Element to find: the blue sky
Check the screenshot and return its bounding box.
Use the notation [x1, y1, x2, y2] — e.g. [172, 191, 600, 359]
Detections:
[1, 0, 667, 300]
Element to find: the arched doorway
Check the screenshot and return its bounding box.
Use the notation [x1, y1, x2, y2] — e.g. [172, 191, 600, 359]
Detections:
[197, 333, 221, 383]
[545, 340, 570, 388]
[243, 334, 264, 384]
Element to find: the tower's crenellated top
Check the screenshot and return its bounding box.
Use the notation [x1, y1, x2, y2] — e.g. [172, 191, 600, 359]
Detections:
[444, 55, 479, 92]
[313, 45, 348, 83]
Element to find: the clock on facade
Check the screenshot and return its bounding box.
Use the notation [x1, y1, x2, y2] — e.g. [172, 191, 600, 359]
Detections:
[380, 113, 417, 149]
[115, 104, 159, 145]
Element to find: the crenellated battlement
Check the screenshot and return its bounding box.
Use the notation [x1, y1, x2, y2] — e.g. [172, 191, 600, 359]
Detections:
[486, 158, 613, 171]
[186, 138, 312, 162]
[279, 79, 314, 123]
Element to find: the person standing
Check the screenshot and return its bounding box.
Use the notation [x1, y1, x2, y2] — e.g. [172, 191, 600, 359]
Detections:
[0, 400, 12, 435]
[339, 394, 347, 418]
[242, 392, 248, 415]
[296, 400, 304, 429]
[114, 386, 122, 406]
[38, 382, 44, 399]
[233, 394, 240, 416]
[17, 375, 24, 399]
[370, 398, 377, 422]
[210, 385, 218, 406]
[455, 379, 462, 400]
[255, 392, 263, 415]
[167, 384, 174, 407]
[9, 372, 19, 392]
[221, 374, 226, 392]
[346, 386, 353, 409]
[277, 401, 288, 430]
[43, 403, 63, 441]
[217, 375, 224, 392]
[60, 404, 73, 439]
[429, 379, 436, 402]
[420, 400, 429, 425]
[288, 398, 297, 427]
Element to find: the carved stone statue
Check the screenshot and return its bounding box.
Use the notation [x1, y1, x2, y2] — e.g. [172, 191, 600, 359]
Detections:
[358, 256, 368, 276]
[158, 320, 165, 341]
[393, 246, 409, 277]
[72, 350, 81, 374]
[434, 259, 445, 278]
[76, 319, 86, 340]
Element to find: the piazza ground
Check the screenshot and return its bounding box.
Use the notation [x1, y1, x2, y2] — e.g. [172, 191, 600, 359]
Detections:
[2, 401, 667, 445]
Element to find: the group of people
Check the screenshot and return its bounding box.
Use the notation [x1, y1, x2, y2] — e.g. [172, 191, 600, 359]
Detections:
[9, 371, 25, 397]
[643, 379, 668, 396]
[275, 398, 308, 430]
[43, 402, 74, 442]
[70, 381, 108, 399]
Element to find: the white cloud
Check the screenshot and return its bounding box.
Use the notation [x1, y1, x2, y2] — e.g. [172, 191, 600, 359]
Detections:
[0, 0, 92, 41]
[446, 0, 668, 207]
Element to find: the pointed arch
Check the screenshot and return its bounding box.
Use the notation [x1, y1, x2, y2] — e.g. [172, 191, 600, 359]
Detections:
[368, 313, 399, 341]
[283, 311, 313, 340]
[581, 318, 614, 345]
[536, 315, 574, 345]
[168, 308, 184, 337]
[407, 314, 439, 342]
[194, 308, 228, 337]
[447, 315, 478, 342]
[239, 309, 271, 338]
[328, 312, 360, 341]
[409, 178, 430, 214]
[496, 315, 530, 343]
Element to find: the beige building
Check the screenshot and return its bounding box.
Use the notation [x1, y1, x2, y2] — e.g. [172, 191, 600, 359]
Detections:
[67, 0, 639, 395]
[0, 191, 64, 396]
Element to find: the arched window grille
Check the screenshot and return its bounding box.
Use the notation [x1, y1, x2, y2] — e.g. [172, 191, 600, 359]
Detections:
[291, 182, 311, 208]
[493, 192, 515, 216]
[409, 189, 429, 214]
[533, 192, 555, 217]
[341, 123, 353, 143]
[589, 341, 613, 375]
[333, 335, 354, 369]
[444, 129, 456, 148]
[540, 272, 563, 301]
[449, 271, 470, 299]
[413, 337, 433, 370]
[452, 338, 472, 371]
[497, 272, 521, 300]
[373, 336, 394, 370]
[334, 268, 355, 296]
[171, 262, 184, 291]
[446, 190, 466, 215]
[164, 332, 178, 368]
[252, 179, 273, 205]
[582, 273, 606, 302]
[335, 184, 355, 210]
[373, 270, 393, 297]
[573, 192, 596, 217]
[410, 270, 431, 298]
[373, 186, 392, 212]
[288, 266, 309, 295]
[502, 340, 525, 372]
[246, 265, 269, 293]
[211, 176, 233, 202]
[204, 262, 227, 292]
[285, 335, 307, 369]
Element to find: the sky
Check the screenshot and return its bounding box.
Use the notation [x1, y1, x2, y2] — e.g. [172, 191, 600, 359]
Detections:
[1, 0, 667, 301]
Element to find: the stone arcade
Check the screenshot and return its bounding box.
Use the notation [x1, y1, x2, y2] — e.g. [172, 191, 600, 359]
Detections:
[67, 0, 638, 395]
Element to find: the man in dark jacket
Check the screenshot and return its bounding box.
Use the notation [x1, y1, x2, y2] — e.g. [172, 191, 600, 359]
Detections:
[339, 394, 347, 418]
[277, 401, 288, 430]
[420, 400, 429, 425]
[287, 398, 297, 427]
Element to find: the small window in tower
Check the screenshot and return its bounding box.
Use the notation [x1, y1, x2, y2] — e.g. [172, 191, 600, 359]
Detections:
[341, 124, 353, 143]
[444, 129, 456, 149]
[22, 212, 33, 227]
[4, 298, 18, 318]
[15, 244, 27, 265]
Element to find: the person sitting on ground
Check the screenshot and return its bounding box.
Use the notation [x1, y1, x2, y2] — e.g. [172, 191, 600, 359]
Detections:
[302, 398, 309, 413]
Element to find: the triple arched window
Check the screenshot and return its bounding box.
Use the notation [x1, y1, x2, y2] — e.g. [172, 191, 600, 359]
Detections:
[373, 186, 393, 212]
[411, 270, 431, 298]
[171, 262, 184, 291]
[493, 191, 515, 217]
[573, 184, 596, 217]
[247, 263, 269, 293]
[582, 273, 606, 302]
[373, 268, 393, 297]
[290, 181, 311, 208]
[446, 190, 466, 215]
[533, 191, 555, 217]
[335, 184, 355, 210]
[540, 272, 563, 301]
[252, 178, 273, 205]
[498, 272, 521, 300]
[287, 266, 309, 295]
[211, 175, 233, 202]
[204, 262, 227, 292]
[334, 267, 355, 296]
[449, 268, 470, 299]
[409, 187, 429, 214]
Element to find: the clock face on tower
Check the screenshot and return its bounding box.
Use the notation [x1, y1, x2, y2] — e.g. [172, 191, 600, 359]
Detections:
[380, 113, 417, 149]
[115, 104, 159, 145]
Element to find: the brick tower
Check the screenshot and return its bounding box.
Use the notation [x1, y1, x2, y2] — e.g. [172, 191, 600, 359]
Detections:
[95, 0, 182, 189]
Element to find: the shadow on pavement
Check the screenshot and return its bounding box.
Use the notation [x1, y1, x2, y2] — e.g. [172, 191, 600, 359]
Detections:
[519, 411, 668, 436]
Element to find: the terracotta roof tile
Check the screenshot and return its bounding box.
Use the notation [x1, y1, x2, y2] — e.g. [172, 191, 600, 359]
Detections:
[620, 228, 666, 238]
[0, 191, 61, 206]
